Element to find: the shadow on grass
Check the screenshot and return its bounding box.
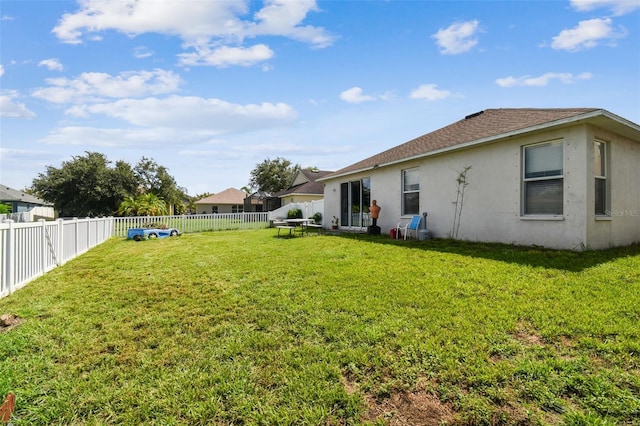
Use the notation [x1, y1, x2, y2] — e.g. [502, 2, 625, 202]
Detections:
[329, 233, 640, 272]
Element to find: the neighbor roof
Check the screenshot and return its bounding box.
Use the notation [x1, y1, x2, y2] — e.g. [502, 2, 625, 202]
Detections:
[194, 188, 246, 205]
[276, 169, 333, 197]
[0, 184, 51, 206]
[323, 108, 639, 179]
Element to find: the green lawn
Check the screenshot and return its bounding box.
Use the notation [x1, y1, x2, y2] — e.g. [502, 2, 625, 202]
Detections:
[1, 230, 639, 425]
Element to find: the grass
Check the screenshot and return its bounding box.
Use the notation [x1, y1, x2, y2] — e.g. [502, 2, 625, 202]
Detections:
[0, 230, 639, 425]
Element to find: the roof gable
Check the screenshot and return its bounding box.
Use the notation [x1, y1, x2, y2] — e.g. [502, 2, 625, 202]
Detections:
[326, 108, 610, 178]
[278, 170, 333, 197]
[195, 188, 246, 205]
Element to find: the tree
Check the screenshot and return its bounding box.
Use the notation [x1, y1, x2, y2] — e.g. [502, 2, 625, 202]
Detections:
[116, 194, 168, 217]
[136, 193, 168, 216]
[248, 157, 300, 194]
[134, 157, 182, 212]
[32, 152, 139, 217]
[117, 196, 139, 216]
[450, 166, 472, 239]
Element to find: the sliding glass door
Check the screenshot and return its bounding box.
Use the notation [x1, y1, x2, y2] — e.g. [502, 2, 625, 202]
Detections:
[340, 178, 371, 228]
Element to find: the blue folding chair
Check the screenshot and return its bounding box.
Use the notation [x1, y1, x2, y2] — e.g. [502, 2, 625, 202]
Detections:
[396, 215, 421, 240]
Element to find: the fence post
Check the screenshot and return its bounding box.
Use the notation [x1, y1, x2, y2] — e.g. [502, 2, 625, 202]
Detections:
[73, 218, 79, 258]
[57, 218, 64, 265]
[5, 220, 15, 295]
[86, 218, 91, 250]
[40, 219, 47, 277]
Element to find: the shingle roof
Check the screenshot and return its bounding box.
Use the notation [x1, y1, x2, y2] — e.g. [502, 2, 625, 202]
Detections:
[194, 187, 246, 205]
[328, 108, 601, 177]
[276, 170, 333, 197]
[0, 184, 51, 206]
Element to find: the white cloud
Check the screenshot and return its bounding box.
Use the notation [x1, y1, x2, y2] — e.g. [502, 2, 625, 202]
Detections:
[340, 87, 376, 104]
[38, 58, 64, 71]
[39, 126, 210, 147]
[51, 0, 335, 67]
[409, 84, 452, 101]
[52, 0, 246, 43]
[133, 46, 153, 59]
[32, 69, 182, 103]
[178, 44, 274, 67]
[495, 72, 593, 87]
[432, 20, 480, 55]
[338, 87, 394, 103]
[248, 0, 335, 48]
[65, 95, 298, 133]
[0, 65, 4, 77]
[0, 91, 36, 118]
[570, 0, 640, 15]
[551, 18, 625, 51]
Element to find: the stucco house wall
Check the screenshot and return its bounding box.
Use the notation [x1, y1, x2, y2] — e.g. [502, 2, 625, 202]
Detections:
[322, 109, 639, 250]
[586, 125, 640, 248]
[281, 194, 320, 205]
[194, 188, 245, 215]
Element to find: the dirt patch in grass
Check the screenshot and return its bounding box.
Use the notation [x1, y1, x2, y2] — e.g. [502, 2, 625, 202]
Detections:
[343, 375, 454, 425]
[513, 322, 544, 347]
[361, 390, 455, 425]
[0, 314, 23, 332]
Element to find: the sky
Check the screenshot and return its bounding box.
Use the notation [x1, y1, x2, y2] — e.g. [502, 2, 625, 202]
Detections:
[1, 0, 639, 197]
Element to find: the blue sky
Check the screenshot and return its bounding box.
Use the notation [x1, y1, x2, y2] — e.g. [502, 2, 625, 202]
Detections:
[1, 0, 639, 197]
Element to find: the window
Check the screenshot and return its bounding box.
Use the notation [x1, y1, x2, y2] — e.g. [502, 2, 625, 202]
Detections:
[211, 206, 218, 214]
[523, 141, 563, 215]
[232, 205, 243, 213]
[594, 140, 607, 215]
[402, 168, 419, 215]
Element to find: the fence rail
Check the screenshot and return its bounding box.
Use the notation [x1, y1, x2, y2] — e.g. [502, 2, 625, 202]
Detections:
[111, 212, 270, 237]
[1, 217, 114, 299]
[1, 213, 270, 299]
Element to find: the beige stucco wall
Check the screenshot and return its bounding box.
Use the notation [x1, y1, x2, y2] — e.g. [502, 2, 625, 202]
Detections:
[586, 125, 640, 249]
[195, 204, 241, 214]
[323, 123, 639, 250]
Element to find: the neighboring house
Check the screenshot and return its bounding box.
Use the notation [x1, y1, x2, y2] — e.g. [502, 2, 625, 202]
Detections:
[243, 191, 281, 213]
[194, 188, 246, 214]
[319, 108, 640, 250]
[276, 169, 333, 205]
[0, 184, 55, 221]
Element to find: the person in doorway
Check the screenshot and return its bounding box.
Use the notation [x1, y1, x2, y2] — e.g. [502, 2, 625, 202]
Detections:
[369, 200, 381, 227]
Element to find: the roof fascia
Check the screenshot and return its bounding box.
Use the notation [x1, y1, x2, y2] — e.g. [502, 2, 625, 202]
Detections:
[279, 192, 322, 198]
[320, 109, 639, 181]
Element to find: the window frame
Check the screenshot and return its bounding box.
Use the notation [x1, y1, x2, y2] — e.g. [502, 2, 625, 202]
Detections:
[522, 140, 564, 216]
[401, 167, 420, 216]
[594, 140, 608, 216]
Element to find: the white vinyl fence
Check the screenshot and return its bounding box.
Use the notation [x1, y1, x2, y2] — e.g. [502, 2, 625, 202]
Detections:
[0, 217, 114, 299]
[269, 200, 324, 223]
[1, 213, 270, 299]
[111, 212, 270, 238]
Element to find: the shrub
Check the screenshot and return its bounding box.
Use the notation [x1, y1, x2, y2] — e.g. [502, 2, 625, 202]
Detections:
[287, 208, 302, 219]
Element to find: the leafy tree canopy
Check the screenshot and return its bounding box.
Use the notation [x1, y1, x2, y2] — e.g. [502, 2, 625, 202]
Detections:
[31, 152, 183, 217]
[117, 193, 168, 217]
[32, 152, 139, 217]
[248, 157, 300, 194]
[134, 157, 182, 205]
